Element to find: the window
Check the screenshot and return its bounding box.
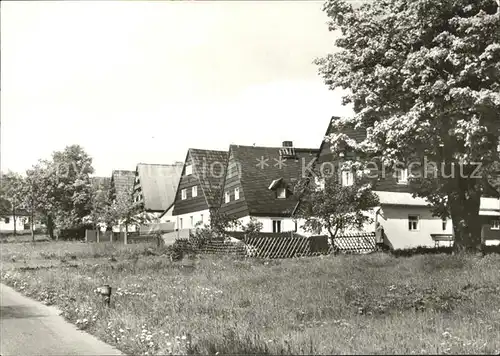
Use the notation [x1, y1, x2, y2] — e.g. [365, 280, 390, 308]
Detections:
[315, 176, 325, 191]
[200, 214, 204, 223]
[225, 191, 230, 204]
[294, 220, 298, 232]
[234, 187, 240, 200]
[185, 164, 193, 176]
[272, 220, 282, 233]
[492, 219, 500, 230]
[4, 217, 9, 224]
[190, 216, 194, 227]
[341, 171, 354, 187]
[192, 186, 198, 198]
[396, 168, 409, 184]
[442, 218, 447, 231]
[408, 215, 419, 231]
[277, 187, 286, 199]
[181, 189, 187, 200]
[179, 218, 183, 229]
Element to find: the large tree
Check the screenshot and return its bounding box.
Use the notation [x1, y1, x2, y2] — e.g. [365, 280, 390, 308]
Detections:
[315, 0, 500, 252]
[24, 145, 94, 239]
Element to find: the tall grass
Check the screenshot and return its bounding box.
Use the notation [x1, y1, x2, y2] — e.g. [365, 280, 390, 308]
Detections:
[1, 247, 500, 355]
[0, 241, 160, 262]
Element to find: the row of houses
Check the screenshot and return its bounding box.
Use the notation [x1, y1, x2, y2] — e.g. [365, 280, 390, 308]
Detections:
[101, 116, 499, 250]
[5, 116, 497, 249]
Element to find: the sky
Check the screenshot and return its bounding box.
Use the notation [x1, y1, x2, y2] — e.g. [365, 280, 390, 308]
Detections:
[1, 0, 356, 177]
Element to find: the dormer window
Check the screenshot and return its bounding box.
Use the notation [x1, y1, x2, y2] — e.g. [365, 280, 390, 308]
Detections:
[277, 187, 286, 199]
[396, 168, 409, 184]
[185, 164, 193, 176]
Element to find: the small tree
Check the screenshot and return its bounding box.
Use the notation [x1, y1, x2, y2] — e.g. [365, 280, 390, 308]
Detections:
[192, 209, 242, 245]
[242, 217, 263, 239]
[88, 178, 111, 231]
[1, 172, 25, 236]
[294, 174, 380, 251]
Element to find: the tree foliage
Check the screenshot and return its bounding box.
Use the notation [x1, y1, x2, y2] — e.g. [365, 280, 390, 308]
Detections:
[87, 178, 112, 229]
[103, 188, 151, 232]
[24, 145, 94, 238]
[315, 0, 500, 252]
[294, 173, 380, 249]
[0, 172, 25, 234]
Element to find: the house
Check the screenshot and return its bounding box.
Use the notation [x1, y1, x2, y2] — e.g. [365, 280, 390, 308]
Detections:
[0, 209, 30, 232]
[170, 149, 228, 230]
[310, 116, 500, 250]
[219, 142, 319, 233]
[132, 163, 183, 222]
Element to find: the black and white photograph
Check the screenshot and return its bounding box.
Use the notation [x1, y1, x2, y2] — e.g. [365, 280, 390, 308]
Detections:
[1, 0, 500, 355]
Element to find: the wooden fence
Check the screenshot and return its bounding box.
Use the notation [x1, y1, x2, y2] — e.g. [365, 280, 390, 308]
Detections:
[84, 230, 159, 244]
[176, 232, 377, 259]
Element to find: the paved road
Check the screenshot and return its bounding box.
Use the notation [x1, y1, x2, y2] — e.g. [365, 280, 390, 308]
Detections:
[0, 283, 124, 356]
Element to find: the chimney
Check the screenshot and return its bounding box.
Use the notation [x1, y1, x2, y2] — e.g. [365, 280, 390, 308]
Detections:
[280, 141, 297, 159]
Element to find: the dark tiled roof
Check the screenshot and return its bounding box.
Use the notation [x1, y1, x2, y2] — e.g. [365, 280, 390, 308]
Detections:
[231, 145, 319, 216]
[190, 149, 229, 208]
[136, 163, 183, 212]
[111, 170, 135, 198]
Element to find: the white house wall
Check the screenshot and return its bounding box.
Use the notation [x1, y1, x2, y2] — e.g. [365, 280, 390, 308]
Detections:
[0, 216, 29, 231]
[160, 206, 175, 223]
[379, 205, 452, 250]
[235, 216, 309, 235]
[174, 209, 210, 230]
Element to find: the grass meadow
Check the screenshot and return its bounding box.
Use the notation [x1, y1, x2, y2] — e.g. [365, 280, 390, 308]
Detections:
[1, 241, 500, 355]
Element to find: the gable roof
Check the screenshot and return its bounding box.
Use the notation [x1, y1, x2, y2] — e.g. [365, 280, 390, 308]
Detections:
[188, 149, 229, 208]
[228, 144, 319, 217]
[110, 170, 135, 198]
[136, 163, 183, 212]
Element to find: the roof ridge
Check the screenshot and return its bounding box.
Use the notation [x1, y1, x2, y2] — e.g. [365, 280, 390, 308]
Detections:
[137, 163, 184, 166]
[233, 144, 319, 150]
[190, 148, 228, 153]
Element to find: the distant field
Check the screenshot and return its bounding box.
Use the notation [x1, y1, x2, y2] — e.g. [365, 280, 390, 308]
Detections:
[1, 241, 500, 355]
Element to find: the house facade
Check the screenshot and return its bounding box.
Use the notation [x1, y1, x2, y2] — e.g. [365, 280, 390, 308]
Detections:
[0, 209, 43, 232]
[311, 116, 500, 249]
[0, 212, 29, 232]
[171, 149, 228, 230]
[219, 142, 319, 234]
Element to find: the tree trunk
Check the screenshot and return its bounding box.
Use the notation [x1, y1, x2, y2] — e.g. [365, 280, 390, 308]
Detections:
[31, 211, 35, 243]
[449, 174, 483, 254]
[327, 225, 340, 254]
[47, 215, 55, 240]
[13, 207, 17, 236]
